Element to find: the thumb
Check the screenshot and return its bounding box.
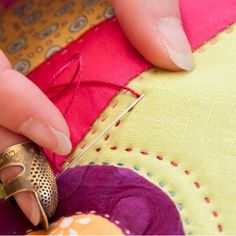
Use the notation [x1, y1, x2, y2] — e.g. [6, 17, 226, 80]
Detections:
[111, 0, 194, 71]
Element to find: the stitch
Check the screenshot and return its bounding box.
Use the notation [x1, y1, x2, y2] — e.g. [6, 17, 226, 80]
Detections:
[117, 162, 124, 166]
[147, 172, 153, 177]
[114, 220, 120, 225]
[178, 203, 184, 211]
[104, 134, 110, 141]
[80, 142, 87, 149]
[185, 218, 190, 225]
[91, 128, 97, 135]
[194, 182, 201, 189]
[85, 122, 222, 233]
[159, 182, 165, 187]
[169, 191, 176, 197]
[138, 76, 145, 81]
[104, 214, 110, 218]
[102, 161, 109, 165]
[61, 49, 68, 56]
[213, 211, 219, 217]
[218, 224, 223, 232]
[204, 197, 211, 204]
[125, 229, 131, 235]
[156, 155, 163, 160]
[140, 150, 149, 155]
[184, 170, 191, 175]
[170, 161, 178, 167]
[125, 147, 133, 152]
[111, 100, 118, 108]
[115, 120, 121, 127]
[78, 38, 84, 44]
[89, 161, 95, 165]
[210, 38, 218, 45]
[96, 147, 102, 152]
[76, 211, 82, 215]
[101, 115, 107, 122]
[133, 165, 140, 171]
[89, 210, 96, 214]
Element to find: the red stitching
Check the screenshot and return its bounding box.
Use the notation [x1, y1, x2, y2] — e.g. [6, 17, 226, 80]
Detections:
[91, 129, 97, 135]
[96, 147, 101, 152]
[80, 142, 87, 149]
[170, 161, 178, 167]
[140, 150, 149, 155]
[125, 147, 133, 152]
[112, 101, 118, 108]
[194, 182, 201, 189]
[104, 134, 110, 141]
[218, 224, 223, 232]
[115, 120, 121, 127]
[101, 115, 107, 122]
[204, 197, 211, 204]
[184, 170, 191, 175]
[213, 211, 219, 217]
[156, 155, 163, 160]
[106, 145, 223, 232]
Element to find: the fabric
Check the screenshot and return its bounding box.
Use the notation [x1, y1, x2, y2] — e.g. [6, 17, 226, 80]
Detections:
[28, 214, 124, 235]
[0, 0, 235, 235]
[26, 0, 236, 169]
[70, 24, 236, 234]
[0, 166, 184, 235]
[0, 0, 114, 73]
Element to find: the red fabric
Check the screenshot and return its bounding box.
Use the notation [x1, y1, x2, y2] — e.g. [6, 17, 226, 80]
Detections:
[28, 0, 236, 168]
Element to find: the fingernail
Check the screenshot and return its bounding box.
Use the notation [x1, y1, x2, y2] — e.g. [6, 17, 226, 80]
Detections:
[157, 17, 195, 71]
[19, 118, 72, 155]
[49, 126, 72, 155]
[29, 193, 41, 226]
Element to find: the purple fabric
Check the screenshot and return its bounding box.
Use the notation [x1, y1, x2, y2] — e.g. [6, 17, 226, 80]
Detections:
[0, 166, 184, 235]
[56, 166, 184, 235]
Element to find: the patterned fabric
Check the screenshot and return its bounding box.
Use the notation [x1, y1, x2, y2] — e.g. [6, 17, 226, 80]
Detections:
[0, 0, 113, 74]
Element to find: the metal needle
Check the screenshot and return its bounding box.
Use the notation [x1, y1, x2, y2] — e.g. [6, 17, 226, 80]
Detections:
[57, 93, 145, 178]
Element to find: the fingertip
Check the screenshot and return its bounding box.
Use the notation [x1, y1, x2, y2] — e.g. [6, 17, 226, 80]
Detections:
[0, 49, 12, 71]
[111, 0, 195, 72]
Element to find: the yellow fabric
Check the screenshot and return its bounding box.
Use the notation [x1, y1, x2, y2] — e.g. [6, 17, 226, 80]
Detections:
[0, 0, 112, 74]
[68, 24, 236, 234]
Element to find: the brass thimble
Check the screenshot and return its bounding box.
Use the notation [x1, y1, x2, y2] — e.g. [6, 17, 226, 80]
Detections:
[0, 142, 58, 230]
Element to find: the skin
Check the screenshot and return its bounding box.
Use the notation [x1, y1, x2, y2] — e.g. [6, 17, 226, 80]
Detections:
[0, 0, 193, 226]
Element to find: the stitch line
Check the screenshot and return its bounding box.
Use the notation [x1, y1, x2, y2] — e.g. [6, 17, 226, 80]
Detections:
[86, 160, 192, 234]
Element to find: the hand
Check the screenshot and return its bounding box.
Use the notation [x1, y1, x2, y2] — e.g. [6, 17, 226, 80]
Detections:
[0, 50, 72, 226]
[0, 0, 194, 227]
[111, 0, 194, 71]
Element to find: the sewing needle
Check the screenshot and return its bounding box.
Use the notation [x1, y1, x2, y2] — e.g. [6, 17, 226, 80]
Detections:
[56, 93, 145, 178]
